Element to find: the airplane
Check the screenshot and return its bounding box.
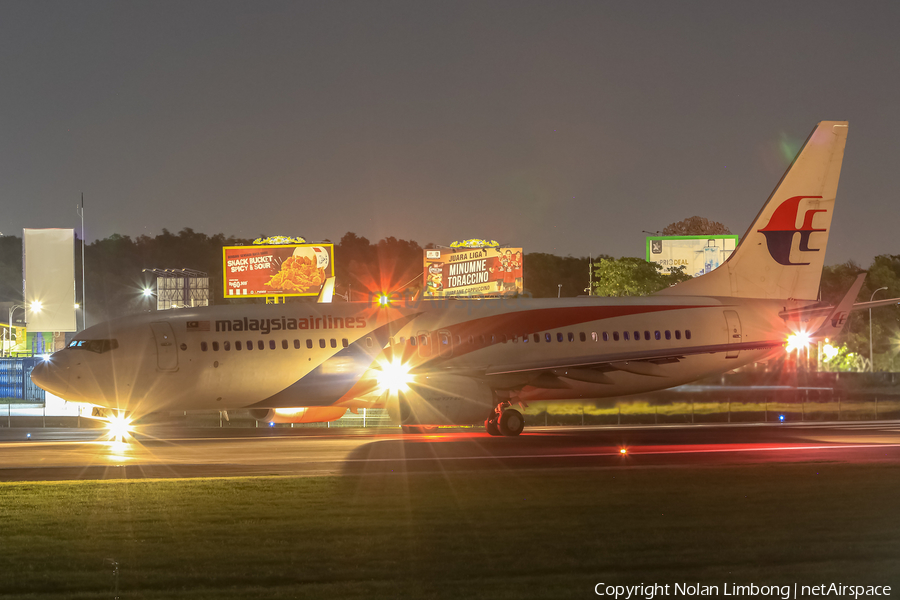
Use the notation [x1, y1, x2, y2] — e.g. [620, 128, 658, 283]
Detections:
[32, 121, 885, 437]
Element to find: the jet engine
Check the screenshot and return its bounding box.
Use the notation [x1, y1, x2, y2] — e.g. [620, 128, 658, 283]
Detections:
[249, 407, 347, 423]
[386, 375, 495, 426]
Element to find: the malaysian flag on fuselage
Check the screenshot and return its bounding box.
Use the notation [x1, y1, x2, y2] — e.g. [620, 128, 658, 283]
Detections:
[186, 320, 210, 332]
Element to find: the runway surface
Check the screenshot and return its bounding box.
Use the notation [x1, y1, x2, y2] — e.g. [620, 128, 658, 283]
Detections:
[2, 420, 900, 481]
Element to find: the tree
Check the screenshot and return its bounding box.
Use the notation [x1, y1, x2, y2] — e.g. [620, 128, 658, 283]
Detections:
[661, 216, 731, 236]
[592, 257, 691, 297]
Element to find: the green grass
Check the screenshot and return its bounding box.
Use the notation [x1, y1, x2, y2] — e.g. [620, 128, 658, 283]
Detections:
[1, 464, 898, 599]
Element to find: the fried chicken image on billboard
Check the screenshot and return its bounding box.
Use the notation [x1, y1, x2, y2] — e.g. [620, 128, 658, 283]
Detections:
[264, 255, 325, 293]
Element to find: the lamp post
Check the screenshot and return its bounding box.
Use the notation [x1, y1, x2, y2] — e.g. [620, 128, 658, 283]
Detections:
[869, 287, 888, 372]
[5, 304, 25, 357]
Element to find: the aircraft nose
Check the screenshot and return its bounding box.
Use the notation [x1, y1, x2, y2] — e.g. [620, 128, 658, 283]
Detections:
[31, 356, 70, 398]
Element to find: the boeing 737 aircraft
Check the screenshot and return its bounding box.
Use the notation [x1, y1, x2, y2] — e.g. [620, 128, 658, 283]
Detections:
[33, 121, 884, 436]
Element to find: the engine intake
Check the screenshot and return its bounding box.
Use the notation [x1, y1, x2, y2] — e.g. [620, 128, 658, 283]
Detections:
[387, 375, 495, 426]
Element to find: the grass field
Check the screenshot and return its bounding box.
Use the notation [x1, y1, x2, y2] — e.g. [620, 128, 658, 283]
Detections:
[1, 463, 898, 599]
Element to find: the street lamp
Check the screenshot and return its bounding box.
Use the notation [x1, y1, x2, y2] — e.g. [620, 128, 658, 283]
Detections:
[5, 304, 25, 357]
[869, 287, 888, 372]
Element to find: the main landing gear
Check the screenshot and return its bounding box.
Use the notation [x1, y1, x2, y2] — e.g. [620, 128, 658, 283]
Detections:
[485, 402, 525, 437]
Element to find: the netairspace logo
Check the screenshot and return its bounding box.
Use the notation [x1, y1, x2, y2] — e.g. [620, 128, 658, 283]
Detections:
[594, 583, 892, 600]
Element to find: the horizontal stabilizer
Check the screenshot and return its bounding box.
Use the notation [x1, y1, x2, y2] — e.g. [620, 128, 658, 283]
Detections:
[814, 273, 867, 338]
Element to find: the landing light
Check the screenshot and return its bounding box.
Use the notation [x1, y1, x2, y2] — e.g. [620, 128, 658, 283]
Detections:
[30, 301, 43, 312]
[375, 359, 413, 394]
[619, 448, 628, 455]
[105, 413, 134, 442]
[377, 293, 391, 307]
[142, 288, 154, 297]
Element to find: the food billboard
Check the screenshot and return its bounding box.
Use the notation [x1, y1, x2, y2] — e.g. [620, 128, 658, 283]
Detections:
[645, 235, 738, 277]
[223, 244, 334, 298]
[424, 247, 523, 298]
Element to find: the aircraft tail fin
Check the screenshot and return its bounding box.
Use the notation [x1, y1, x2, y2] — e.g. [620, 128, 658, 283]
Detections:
[658, 121, 848, 300]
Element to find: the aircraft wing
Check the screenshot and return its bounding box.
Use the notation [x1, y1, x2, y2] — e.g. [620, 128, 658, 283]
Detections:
[480, 338, 784, 382]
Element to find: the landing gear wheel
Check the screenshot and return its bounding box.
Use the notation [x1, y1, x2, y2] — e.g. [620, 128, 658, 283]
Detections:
[484, 418, 500, 436]
[498, 409, 525, 437]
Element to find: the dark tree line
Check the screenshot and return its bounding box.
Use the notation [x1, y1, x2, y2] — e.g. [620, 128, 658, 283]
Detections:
[0, 230, 610, 323]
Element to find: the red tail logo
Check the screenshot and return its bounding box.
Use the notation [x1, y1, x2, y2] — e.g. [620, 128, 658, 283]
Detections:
[757, 196, 826, 266]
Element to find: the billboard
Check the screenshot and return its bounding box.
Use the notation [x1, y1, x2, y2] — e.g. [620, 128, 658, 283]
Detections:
[646, 235, 738, 277]
[223, 244, 334, 298]
[23, 228, 77, 332]
[424, 248, 523, 297]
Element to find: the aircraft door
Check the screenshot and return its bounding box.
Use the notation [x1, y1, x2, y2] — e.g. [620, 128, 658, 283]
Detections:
[723, 310, 742, 359]
[150, 322, 179, 371]
[437, 330, 453, 358]
[416, 330, 432, 359]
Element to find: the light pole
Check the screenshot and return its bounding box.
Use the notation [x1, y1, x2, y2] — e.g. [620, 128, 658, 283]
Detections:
[869, 287, 888, 372]
[6, 304, 25, 357]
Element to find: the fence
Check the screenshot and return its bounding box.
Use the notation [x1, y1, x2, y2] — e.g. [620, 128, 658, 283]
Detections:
[0, 358, 46, 403]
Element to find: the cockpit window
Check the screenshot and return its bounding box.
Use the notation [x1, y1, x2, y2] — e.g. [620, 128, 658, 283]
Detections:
[67, 339, 119, 354]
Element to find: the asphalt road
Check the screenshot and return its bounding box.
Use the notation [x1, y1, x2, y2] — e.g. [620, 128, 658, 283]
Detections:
[1, 421, 899, 482]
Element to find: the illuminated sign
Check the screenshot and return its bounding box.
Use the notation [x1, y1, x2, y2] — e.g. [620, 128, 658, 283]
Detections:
[646, 235, 738, 277]
[223, 244, 334, 298]
[424, 248, 523, 297]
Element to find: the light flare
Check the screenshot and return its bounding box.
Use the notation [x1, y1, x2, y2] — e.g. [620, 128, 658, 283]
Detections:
[105, 413, 134, 442]
[785, 331, 812, 353]
[375, 358, 413, 394]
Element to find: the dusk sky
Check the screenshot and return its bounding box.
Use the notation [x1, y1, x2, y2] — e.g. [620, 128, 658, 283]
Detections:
[1, 1, 898, 266]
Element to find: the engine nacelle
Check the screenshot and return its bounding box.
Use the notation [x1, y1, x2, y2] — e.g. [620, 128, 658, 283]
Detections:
[248, 407, 347, 423]
[386, 375, 495, 426]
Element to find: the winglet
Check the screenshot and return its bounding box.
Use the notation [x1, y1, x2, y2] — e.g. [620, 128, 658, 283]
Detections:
[814, 273, 867, 338]
[317, 277, 335, 303]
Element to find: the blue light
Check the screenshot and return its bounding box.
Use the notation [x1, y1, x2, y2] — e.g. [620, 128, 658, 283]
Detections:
[779, 415, 785, 422]
[26, 433, 31, 439]
[269, 422, 275, 427]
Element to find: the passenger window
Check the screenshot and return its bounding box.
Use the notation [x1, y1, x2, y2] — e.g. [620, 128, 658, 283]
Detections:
[579, 332, 586, 342]
[557, 333, 564, 342]
[613, 332, 619, 341]
[686, 330, 692, 340]
[420, 335, 428, 346]
[294, 339, 301, 349]
[455, 336, 461, 345]
[399, 337, 405, 345]
[602, 332, 609, 342]
[342, 338, 348, 348]
[675, 330, 682, 340]
[319, 339, 326, 348]
[522, 335, 529, 343]
[212, 342, 219, 351]
[634, 331, 640, 341]
[512, 335, 518, 343]
[307, 339, 313, 349]
[479, 335, 485, 345]
[247, 340, 253, 351]
[644, 331, 650, 341]
[623, 332, 629, 341]
[201, 342, 208, 352]
[534, 334, 540, 343]
[236, 341, 242, 351]
[665, 331, 671, 340]
[468, 336, 475, 344]
[591, 332, 598, 342]
[282, 340, 288, 350]
[224, 341, 231, 351]
[545, 333, 552, 343]
[258, 340, 264, 350]
[366, 337, 373, 348]
[409, 337, 416, 346]
[502, 334, 508, 343]
[655, 331, 661, 341]
[269, 340, 276, 350]
[330, 339, 337, 348]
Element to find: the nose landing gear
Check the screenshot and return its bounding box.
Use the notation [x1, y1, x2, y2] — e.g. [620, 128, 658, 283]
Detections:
[485, 401, 524, 437]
